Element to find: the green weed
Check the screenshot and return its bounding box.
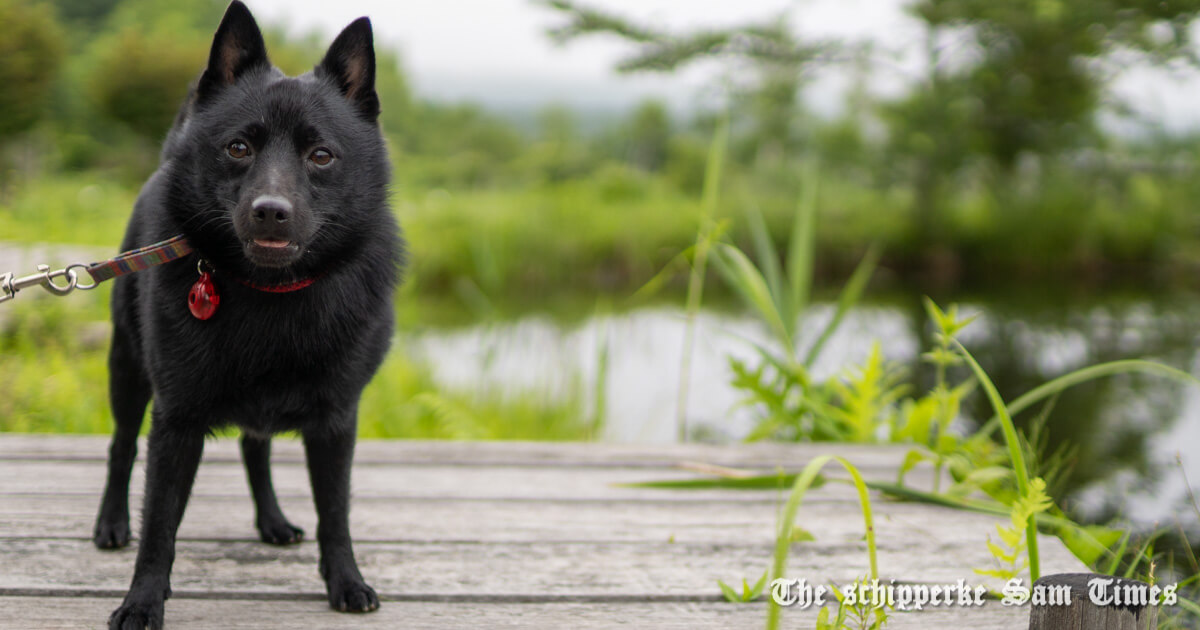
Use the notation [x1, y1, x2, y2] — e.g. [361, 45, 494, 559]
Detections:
[0, 298, 591, 440]
[718, 570, 768, 603]
[767, 456, 885, 630]
[974, 477, 1053, 584]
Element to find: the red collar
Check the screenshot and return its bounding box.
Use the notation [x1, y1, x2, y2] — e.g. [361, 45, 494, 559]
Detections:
[187, 261, 320, 321]
[235, 275, 320, 293]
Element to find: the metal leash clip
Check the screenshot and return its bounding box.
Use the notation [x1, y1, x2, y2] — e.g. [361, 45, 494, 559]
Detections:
[0, 263, 97, 304]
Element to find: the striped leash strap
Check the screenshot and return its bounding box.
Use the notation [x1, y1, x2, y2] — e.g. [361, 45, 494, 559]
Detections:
[0, 235, 192, 304]
[85, 235, 193, 283]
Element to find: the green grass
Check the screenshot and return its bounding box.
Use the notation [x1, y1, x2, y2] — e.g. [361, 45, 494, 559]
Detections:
[399, 176, 704, 298]
[0, 295, 592, 440]
[0, 172, 136, 247]
[358, 346, 593, 440]
[4, 155, 1198, 314]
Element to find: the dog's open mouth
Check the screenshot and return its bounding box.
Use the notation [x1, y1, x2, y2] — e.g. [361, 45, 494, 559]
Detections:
[245, 239, 302, 267]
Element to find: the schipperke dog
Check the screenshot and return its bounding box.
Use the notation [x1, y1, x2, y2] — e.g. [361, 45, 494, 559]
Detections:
[92, 2, 401, 628]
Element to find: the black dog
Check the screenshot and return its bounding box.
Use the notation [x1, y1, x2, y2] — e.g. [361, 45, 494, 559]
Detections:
[92, 2, 401, 627]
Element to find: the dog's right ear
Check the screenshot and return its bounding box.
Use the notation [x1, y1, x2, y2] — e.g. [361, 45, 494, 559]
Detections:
[196, 1, 269, 104]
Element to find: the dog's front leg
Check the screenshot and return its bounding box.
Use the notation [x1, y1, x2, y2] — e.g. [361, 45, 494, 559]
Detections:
[303, 424, 379, 613]
[109, 418, 205, 630]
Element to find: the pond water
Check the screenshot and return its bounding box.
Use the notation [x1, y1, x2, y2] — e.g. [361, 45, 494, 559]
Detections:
[403, 292, 1200, 528]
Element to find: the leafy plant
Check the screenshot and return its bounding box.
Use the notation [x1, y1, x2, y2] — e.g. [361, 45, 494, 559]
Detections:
[893, 299, 980, 492]
[818, 578, 890, 630]
[718, 570, 768, 603]
[827, 344, 908, 443]
[712, 160, 879, 366]
[974, 477, 1053, 584]
[953, 316, 1044, 580]
[726, 294, 1200, 614]
[715, 159, 882, 444]
[767, 456, 883, 630]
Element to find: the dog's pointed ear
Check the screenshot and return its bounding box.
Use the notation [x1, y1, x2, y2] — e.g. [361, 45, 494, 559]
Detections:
[196, 1, 269, 104]
[317, 17, 380, 121]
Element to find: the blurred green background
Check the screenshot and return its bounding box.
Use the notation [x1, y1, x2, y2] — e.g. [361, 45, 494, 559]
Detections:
[6, 0, 1200, 549]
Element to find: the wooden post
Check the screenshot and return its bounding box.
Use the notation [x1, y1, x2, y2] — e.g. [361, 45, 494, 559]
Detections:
[1028, 573, 1158, 630]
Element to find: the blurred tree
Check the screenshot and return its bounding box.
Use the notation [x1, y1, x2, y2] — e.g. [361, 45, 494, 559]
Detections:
[887, 0, 1200, 248]
[590, 99, 670, 173]
[400, 104, 522, 159]
[87, 27, 206, 142]
[539, 0, 840, 164]
[626, 100, 670, 171]
[881, 35, 975, 248]
[49, 0, 121, 32]
[909, 0, 1200, 170]
[101, 0, 225, 38]
[393, 103, 524, 187]
[526, 105, 592, 182]
[81, 0, 224, 144]
[376, 48, 415, 142]
[0, 0, 65, 142]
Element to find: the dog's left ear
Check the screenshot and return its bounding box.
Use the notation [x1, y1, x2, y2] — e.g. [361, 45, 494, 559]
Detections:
[317, 18, 379, 121]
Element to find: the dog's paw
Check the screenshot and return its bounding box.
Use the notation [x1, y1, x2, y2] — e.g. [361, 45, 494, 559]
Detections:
[327, 579, 380, 613]
[256, 519, 304, 545]
[108, 598, 164, 630]
[93, 518, 131, 550]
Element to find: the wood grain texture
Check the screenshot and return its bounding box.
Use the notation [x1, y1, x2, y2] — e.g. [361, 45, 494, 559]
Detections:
[0, 435, 1089, 628]
[0, 493, 1013, 544]
[1027, 573, 1159, 630]
[0, 597, 1031, 630]
[1, 459, 890, 502]
[0, 434, 914, 470]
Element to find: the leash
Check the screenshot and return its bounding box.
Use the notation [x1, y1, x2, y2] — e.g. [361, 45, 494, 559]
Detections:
[0, 236, 194, 304]
[1, 235, 316, 320]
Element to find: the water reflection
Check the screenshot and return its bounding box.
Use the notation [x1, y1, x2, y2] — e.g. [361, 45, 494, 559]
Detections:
[403, 296, 1200, 526]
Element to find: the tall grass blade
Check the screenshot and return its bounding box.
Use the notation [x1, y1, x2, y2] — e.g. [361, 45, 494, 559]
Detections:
[786, 160, 819, 324]
[976, 359, 1200, 438]
[627, 220, 731, 305]
[1177, 596, 1200, 617]
[618, 472, 825, 490]
[676, 115, 729, 442]
[802, 243, 880, 368]
[1103, 531, 1131, 576]
[745, 203, 787, 331]
[712, 243, 792, 351]
[1121, 534, 1157, 579]
[589, 316, 610, 439]
[953, 339, 1040, 581]
[767, 455, 878, 630]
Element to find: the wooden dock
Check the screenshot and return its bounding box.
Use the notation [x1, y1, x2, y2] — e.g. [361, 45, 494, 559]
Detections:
[0, 435, 1086, 628]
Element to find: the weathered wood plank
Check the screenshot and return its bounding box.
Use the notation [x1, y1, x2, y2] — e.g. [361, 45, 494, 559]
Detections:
[1, 459, 924, 502]
[0, 493, 1081, 554]
[0, 434, 915, 470]
[0, 435, 1091, 628]
[0, 596, 1028, 630]
[0, 535, 1082, 597]
[3, 495, 777, 544]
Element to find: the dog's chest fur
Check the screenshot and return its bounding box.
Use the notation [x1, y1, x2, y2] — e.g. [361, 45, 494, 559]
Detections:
[133, 262, 392, 433]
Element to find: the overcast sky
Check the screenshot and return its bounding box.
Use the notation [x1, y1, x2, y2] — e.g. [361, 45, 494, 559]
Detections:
[248, 0, 1200, 132]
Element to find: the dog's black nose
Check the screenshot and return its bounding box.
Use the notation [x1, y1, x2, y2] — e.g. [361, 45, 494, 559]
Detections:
[252, 196, 292, 224]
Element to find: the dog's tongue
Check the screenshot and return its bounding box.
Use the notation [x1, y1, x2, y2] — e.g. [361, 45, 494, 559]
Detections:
[254, 239, 290, 249]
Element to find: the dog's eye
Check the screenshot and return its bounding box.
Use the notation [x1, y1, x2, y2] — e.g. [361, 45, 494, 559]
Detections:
[309, 148, 333, 167]
[227, 141, 251, 159]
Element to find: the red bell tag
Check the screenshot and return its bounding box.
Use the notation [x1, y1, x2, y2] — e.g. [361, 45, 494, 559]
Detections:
[188, 271, 219, 320]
